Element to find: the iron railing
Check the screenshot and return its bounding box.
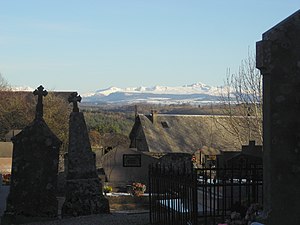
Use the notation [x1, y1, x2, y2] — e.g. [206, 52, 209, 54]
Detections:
[149, 164, 263, 225]
[197, 165, 263, 225]
[149, 164, 198, 225]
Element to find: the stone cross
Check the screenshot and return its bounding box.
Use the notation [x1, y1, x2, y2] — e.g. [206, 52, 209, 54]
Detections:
[68, 92, 82, 112]
[2, 88, 61, 220]
[62, 99, 109, 216]
[33, 85, 48, 119]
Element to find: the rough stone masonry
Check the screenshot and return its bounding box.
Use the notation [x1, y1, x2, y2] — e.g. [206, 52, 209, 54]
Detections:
[256, 10, 300, 224]
[62, 92, 109, 217]
[2, 85, 61, 224]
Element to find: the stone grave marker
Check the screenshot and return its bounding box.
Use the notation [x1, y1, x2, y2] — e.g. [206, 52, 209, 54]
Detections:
[62, 92, 109, 217]
[256, 10, 300, 224]
[2, 85, 61, 224]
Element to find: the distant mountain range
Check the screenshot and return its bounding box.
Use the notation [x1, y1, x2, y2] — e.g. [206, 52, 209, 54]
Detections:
[82, 82, 224, 105]
[11, 82, 225, 105]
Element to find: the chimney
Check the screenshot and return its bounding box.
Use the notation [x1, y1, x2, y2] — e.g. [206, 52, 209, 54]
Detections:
[150, 110, 157, 124]
[242, 140, 256, 153]
[135, 105, 138, 117]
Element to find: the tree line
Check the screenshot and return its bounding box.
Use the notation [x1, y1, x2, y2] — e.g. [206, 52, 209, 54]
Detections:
[0, 51, 262, 149]
[0, 76, 134, 152]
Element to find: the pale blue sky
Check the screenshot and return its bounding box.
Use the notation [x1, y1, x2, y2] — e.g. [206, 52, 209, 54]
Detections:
[0, 1, 298, 92]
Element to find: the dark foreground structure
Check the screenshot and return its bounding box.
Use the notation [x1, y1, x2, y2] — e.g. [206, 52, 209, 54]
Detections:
[2, 85, 61, 224]
[257, 9, 300, 224]
[149, 164, 263, 225]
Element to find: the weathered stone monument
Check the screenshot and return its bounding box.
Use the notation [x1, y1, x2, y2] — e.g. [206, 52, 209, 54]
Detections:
[62, 92, 109, 217]
[256, 10, 300, 224]
[2, 85, 61, 223]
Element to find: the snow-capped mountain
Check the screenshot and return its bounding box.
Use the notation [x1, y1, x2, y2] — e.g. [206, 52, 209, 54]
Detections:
[91, 82, 220, 96]
[82, 83, 224, 105]
[10, 83, 225, 105]
[11, 86, 34, 92]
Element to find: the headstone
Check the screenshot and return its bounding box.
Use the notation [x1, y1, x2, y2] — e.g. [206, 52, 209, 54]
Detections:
[62, 92, 109, 217]
[2, 85, 61, 223]
[256, 10, 300, 224]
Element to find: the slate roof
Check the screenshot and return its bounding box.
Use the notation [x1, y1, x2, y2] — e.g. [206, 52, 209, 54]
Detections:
[4, 130, 21, 142]
[200, 146, 221, 155]
[130, 113, 261, 154]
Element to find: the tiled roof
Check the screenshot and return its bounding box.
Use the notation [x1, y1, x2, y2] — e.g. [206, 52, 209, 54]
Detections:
[132, 114, 261, 154]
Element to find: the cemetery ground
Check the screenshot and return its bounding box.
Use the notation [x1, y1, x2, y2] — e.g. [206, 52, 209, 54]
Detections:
[20, 212, 151, 225]
[0, 186, 151, 225]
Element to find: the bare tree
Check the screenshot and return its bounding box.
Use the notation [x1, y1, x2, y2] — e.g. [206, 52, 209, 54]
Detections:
[43, 92, 70, 152]
[0, 73, 11, 91]
[0, 74, 27, 137]
[0, 75, 70, 146]
[217, 51, 263, 146]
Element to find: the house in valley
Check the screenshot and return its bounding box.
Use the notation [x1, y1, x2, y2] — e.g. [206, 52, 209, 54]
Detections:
[129, 111, 262, 167]
[100, 111, 262, 190]
[101, 147, 158, 190]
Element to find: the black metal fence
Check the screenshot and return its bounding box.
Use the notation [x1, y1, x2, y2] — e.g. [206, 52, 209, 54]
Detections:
[149, 164, 198, 225]
[149, 164, 263, 225]
[197, 165, 263, 225]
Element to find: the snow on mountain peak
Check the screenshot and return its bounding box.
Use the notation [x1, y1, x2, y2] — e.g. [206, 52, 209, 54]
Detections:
[82, 82, 224, 104]
[95, 86, 123, 96]
[88, 82, 222, 97]
[11, 86, 34, 92]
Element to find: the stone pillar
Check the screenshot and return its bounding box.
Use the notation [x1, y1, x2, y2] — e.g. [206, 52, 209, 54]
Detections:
[62, 101, 109, 217]
[256, 10, 300, 224]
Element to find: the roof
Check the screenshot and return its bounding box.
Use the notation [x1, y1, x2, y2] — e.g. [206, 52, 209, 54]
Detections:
[0, 142, 13, 157]
[130, 113, 261, 154]
[13, 119, 61, 147]
[263, 9, 300, 38]
[241, 141, 262, 158]
[5, 130, 22, 141]
[200, 146, 221, 155]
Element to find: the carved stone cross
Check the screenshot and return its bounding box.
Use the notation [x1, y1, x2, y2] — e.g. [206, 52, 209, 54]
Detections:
[68, 92, 82, 112]
[33, 85, 48, 119]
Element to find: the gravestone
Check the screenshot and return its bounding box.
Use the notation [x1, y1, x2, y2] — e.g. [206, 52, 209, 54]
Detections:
[62, 92, 109, 217]
[2, 85, 61, 224]
[256, 10, 300, 224]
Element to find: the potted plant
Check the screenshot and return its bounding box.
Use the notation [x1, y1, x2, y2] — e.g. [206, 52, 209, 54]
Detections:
[131, 182, 146, 196]
[2, 174, 11, 185]
[103, 185, 113, 195]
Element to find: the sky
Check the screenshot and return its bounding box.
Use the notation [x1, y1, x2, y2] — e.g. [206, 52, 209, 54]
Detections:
[0, 1, 298, 93]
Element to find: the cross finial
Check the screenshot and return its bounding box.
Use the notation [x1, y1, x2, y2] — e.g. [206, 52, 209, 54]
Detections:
[33, 85, 48, 119]
[68, 92, 82, 112]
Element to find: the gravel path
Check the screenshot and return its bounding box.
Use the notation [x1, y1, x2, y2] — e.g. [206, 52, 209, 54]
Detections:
[23, 212, 150, 225]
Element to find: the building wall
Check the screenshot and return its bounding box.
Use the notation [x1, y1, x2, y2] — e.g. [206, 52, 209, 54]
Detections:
[0, 142, 13, 174]
[0, 158, 12, 174]
[102, 148, 158, 188]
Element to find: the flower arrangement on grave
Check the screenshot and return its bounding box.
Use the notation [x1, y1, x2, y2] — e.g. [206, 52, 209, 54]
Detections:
[2, 174, 11, 185]
[103, 185, 113, 195]
[132, 182, 146, 196]
[191, 155, 196, 162]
